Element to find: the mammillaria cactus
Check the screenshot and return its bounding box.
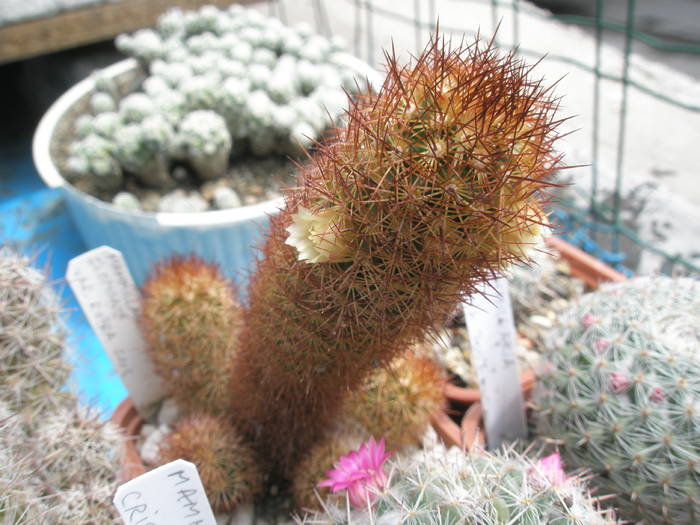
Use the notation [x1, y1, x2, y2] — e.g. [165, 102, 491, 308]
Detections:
[176, 110, 232, 180]
[140, 256, 242, 415]
[229, 35, 562, 473]
[340, 348, 446, 450]
[533, 276, 700, 524]
[291, 430, 367, 511]
[298, 444, 617, 524]
[159, 413, 265, 513]
[113, 114, 175, 187]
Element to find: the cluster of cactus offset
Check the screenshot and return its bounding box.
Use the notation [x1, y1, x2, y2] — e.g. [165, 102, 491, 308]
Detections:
[159, 413, 265, 513]
[137, 28, 562, 514]
[66, 4, 362, 212]
[533, 276, 700, 524]
[0, 249, 121, 523]
[298, 443, 617, 524]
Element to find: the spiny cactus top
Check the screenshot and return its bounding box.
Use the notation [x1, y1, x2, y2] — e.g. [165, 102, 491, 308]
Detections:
[230, 35, 563, 473]
[533, 276, 700, 524]
[297, 444, 617, 525]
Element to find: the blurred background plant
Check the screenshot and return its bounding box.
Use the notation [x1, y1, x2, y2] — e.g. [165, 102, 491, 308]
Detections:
[59, 4, 366, 213]
[0, 248, 121, 523]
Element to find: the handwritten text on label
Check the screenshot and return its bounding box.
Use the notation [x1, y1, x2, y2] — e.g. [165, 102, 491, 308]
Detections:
[113, 459, 216, 525]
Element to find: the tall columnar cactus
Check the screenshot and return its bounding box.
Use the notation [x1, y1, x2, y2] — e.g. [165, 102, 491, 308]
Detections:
[141, 256, 242, 415]
[532, 276, 700, 524]
[230, 36, 562, 472]
[298, 445, 617, 524]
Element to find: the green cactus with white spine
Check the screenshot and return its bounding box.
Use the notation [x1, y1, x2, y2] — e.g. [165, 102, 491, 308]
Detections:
[532, 276, 700, 524]
[298, 445, 617, 524]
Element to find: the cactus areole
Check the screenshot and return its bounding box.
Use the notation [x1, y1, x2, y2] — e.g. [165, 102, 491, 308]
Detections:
[229, 35, 564, 473]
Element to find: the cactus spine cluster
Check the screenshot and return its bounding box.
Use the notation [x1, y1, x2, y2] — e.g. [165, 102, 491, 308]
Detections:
[159, 413, 265, 513]
[533, 276, 700, 524]
[0, 249, 121, 523]
[340, 347, 446, 450]
[298, 445, 617, 524]
[0, 248, 71, 414]
[229, 35, 561, 473]
[141, 256, 242, 414]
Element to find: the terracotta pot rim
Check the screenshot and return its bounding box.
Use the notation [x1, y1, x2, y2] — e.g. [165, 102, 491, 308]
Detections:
[444, 369, 536, 405]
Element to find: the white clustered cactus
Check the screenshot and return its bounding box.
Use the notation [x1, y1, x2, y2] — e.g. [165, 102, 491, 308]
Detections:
[177, 110, 232, 180]
[113, 114, 175, 187]
[68, 4, 362, 211]
[68, 134, 123, 191]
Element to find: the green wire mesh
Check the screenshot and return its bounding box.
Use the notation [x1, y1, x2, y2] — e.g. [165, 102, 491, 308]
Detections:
[268, 0, 700, 275]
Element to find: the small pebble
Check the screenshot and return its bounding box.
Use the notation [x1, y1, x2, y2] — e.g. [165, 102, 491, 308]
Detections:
[140, 424, 170, 465]
[157, 398, 180, 426]
[214, 187, 242, 209]
[229, 504, 254, 525]
[140, 423, 157, 439]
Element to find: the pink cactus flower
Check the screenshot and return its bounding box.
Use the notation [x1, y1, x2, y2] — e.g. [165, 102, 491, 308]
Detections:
[318, 437, 393, 508]
[609, 372, 631, 394]
[534, 452, 568, 485]
[582, 313, 596, 329]
[650, 387, 666, 402]
[595, 339, 610, 353]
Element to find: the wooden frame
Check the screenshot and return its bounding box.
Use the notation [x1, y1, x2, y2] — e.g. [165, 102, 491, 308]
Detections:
[0, 0, 260, 65]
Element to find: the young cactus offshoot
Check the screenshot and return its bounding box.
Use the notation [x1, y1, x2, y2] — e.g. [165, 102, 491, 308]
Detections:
[230, 34, 564, 473]
[141, 256, 242, 415]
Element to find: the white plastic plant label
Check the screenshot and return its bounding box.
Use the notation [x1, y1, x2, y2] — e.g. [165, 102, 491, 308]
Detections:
[113, 459, 216, 525]
[463, 277, 527, 449]
[67, 246, 166, 412]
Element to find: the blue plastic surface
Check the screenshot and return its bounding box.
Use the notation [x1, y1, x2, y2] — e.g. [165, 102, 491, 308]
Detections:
[1, 139, 126, 416]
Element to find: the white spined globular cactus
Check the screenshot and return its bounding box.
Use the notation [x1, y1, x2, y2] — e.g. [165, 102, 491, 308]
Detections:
[113, 114, 175, 188]
[297, 443, 617, 525]
[533, 276, 700, 525]
[177, 110, 232, 180]
[67, 134, 123, 191]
